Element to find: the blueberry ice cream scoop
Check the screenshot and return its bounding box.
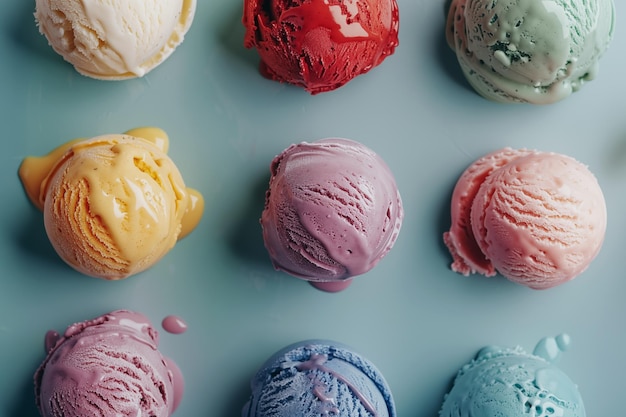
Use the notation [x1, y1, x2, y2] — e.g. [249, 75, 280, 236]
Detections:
[242, 340, 396, 417]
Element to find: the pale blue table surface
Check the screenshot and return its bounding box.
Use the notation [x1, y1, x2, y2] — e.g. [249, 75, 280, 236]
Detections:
[1, 1, 624, 416]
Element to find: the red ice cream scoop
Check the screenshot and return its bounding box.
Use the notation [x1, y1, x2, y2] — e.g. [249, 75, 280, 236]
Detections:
[243, 0, 399, 94]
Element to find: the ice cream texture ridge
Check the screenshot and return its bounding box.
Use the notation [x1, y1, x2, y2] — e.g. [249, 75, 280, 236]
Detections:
[444, 148, 606, 289]
[35, 310, 184, 417]
[446, 0, 615, 104]
[260, 138, 404, 291]
[18, 127, 204, 280]
[35, 0, 197, 79]
[439, 334, 585, 417]
[242, 340, 396, 417]
[243, 0, 400, 94]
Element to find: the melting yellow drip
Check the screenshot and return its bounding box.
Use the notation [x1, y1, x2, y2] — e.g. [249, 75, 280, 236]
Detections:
[18, 127, 202, 242]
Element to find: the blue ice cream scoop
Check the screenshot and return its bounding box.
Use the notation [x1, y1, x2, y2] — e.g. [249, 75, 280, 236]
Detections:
[439, 334, 585, 417]
[242, 340, 396, 417]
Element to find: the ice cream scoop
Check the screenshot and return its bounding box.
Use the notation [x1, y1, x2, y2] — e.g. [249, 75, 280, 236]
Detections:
[243, 0, 399, 94]
[446, 0, 615, 104]
[443, 148, 606, 289]
[18, 127, 204, 280]
[260, 138, 403, 291]
[242, 340, 396, 417]
[35, 310, 184, 417]
[439, 334, 585, 417]
[35, 0, 197, 80]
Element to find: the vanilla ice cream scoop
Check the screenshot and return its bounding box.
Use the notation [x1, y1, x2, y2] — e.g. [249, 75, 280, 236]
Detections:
[19, 127, 204, 279]
[446, 0, 615, 104]
[35, 0, 197, 79]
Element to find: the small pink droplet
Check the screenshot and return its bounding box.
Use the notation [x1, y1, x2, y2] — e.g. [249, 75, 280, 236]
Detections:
[310, 279, 353, 293]
[162, 315, 188, 334]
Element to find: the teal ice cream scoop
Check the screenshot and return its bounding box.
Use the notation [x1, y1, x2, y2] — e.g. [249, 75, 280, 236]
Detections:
[439, 334, 585, 417]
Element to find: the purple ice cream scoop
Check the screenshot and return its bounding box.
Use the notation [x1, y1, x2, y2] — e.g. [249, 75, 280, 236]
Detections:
[34, 310, 184, 417]
[242, 340, 396, 417]
[260, 139, 403, 291]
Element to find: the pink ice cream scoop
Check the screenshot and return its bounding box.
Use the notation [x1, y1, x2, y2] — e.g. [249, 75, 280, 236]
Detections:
[34, 310, 184, 417]
[261, 138, 403, 291]
[444, 148, 606, 289]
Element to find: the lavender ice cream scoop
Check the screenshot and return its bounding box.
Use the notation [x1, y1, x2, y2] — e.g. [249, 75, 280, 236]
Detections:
[260, 139, 403, 291]
[242, 340, 396, 417]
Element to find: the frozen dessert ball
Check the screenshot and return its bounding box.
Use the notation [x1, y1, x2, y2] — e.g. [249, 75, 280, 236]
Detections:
[242, 340, 396, 417]
[443, 148, 606, 289]
[446, 0, 615, 104]
[260, 138, 403, 291]
[35, 0, 197, 79]
[34, 310, 184, 417]
[440, 334, 585, 417]
[18, 127, 204, 280]
[243, 0, 400, 94]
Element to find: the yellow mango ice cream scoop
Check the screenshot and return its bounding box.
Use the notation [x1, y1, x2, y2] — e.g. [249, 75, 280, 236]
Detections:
[19, 127, 204, 280]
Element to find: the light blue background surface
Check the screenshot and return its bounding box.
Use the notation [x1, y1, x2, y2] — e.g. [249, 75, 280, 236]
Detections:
[1, 1, 624, 416]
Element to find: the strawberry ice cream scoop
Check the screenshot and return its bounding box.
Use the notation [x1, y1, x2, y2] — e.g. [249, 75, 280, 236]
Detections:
[34, 310, 184, 417]
[444, 148, 606, 289]
[243, 0, 399, 94]
[260, 139, 403, 290]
